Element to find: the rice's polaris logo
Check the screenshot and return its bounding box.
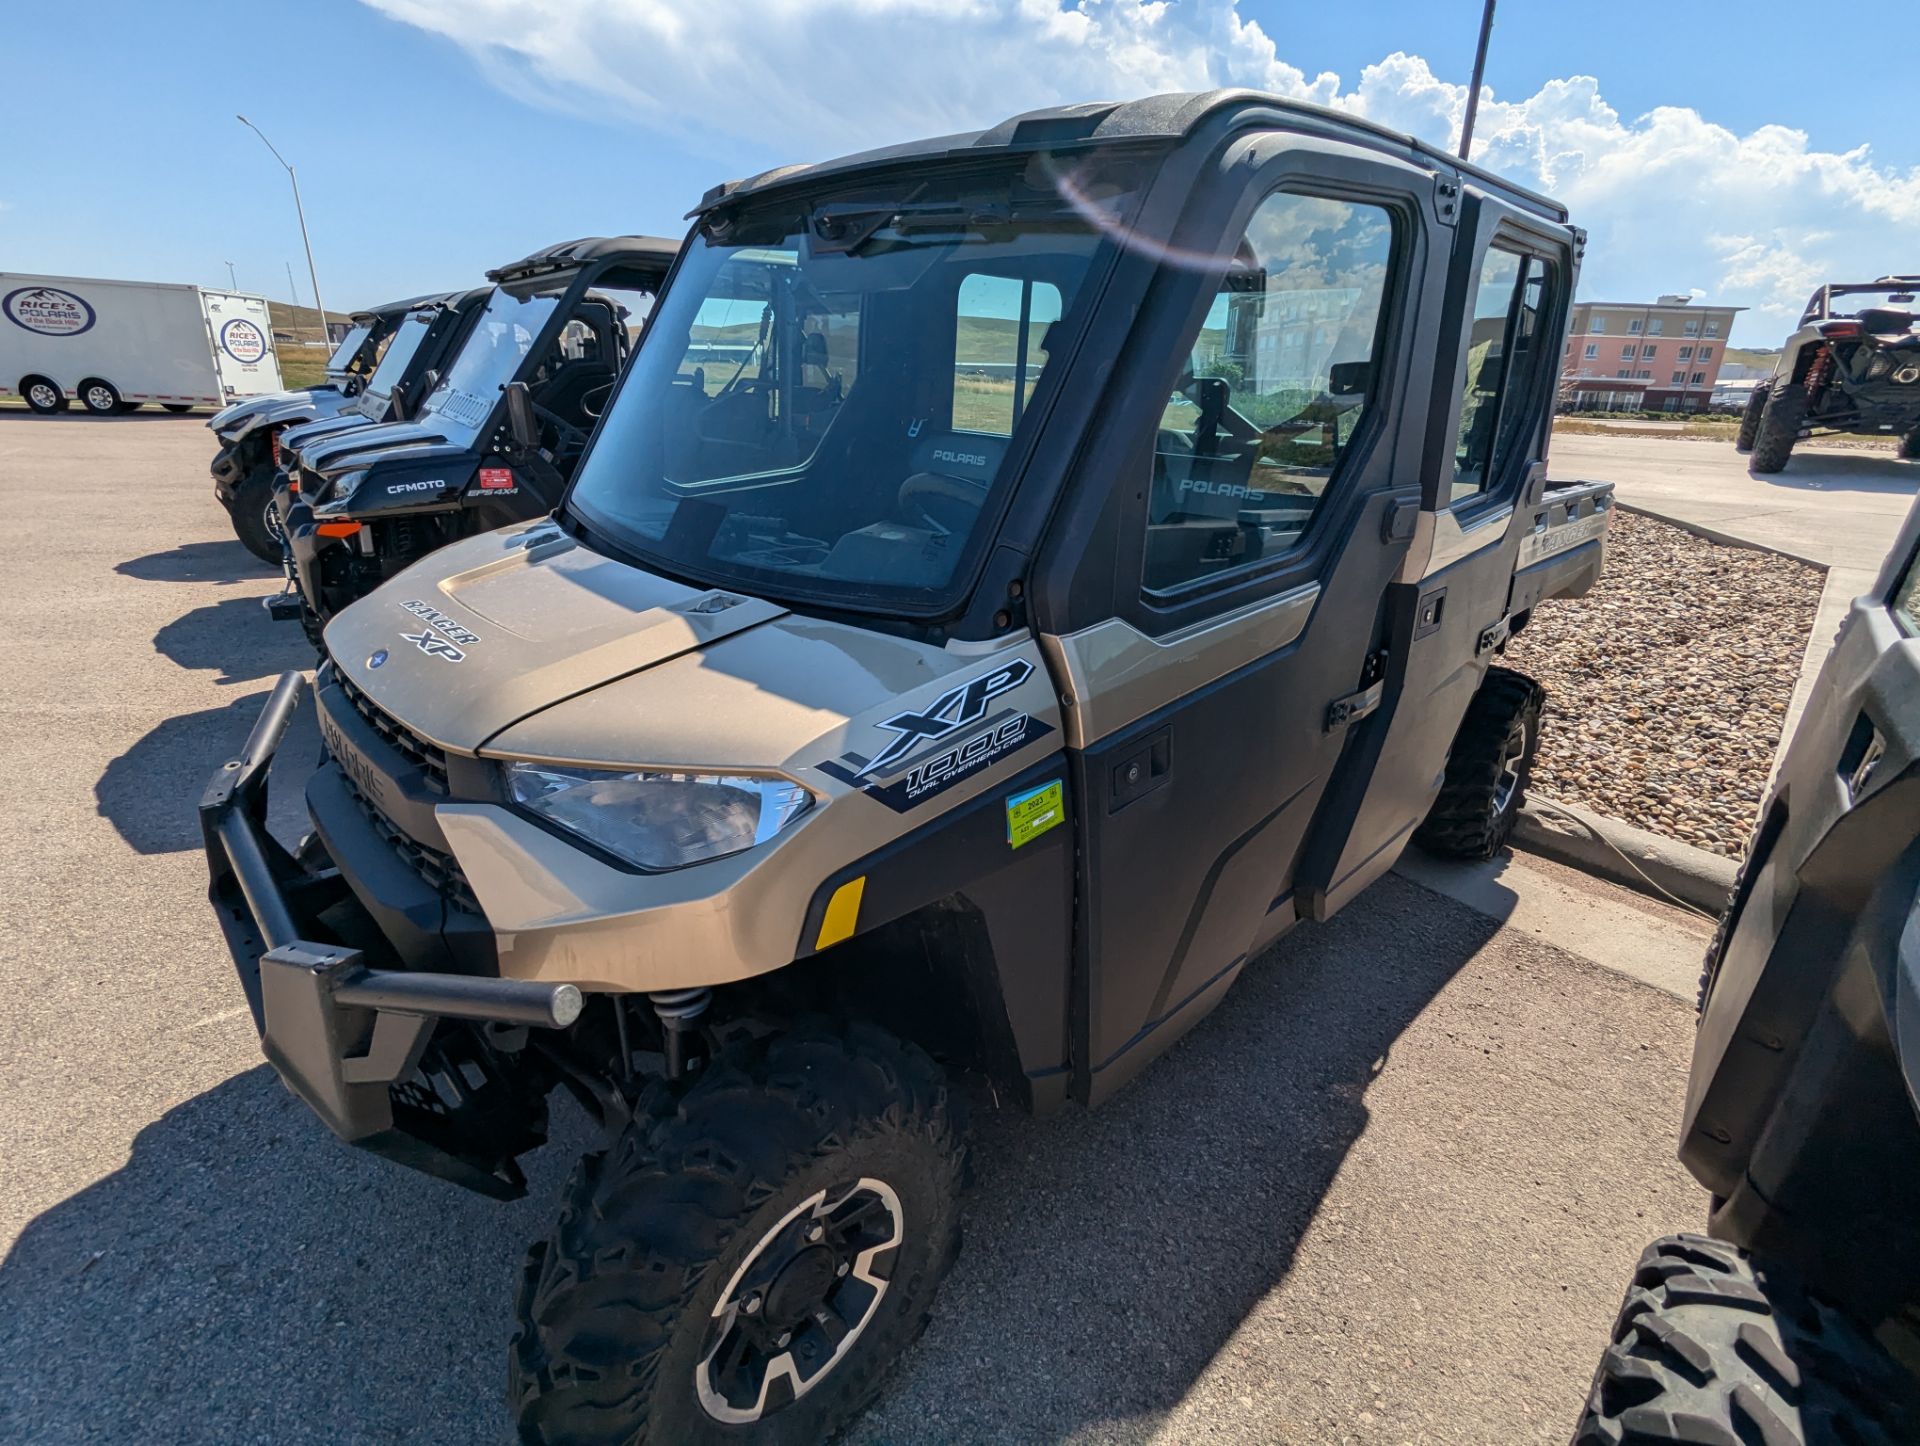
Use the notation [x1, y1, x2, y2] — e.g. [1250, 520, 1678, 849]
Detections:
[219, 318, 267, 364]
[931, 447, 989, 470]
[3, 286, 95, 337]
[857, 659, 1033, 778]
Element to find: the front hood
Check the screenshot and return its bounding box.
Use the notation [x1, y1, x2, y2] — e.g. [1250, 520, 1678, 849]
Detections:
[324, 522, 791, 752]
[280, 409, 381, 456]
[211, 386, 346, 440]
[301, 417, 459, 476]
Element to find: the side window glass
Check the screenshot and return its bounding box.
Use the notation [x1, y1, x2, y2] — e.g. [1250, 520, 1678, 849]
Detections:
[953, 274, 1062, 436]
[1893, 541, 1920, 636]
[1144, 191, 1396, 594]
[1450, 248, 1552, 505]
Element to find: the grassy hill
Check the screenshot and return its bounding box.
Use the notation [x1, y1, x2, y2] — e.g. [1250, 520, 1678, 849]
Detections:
[1723, 346, 1780, 370]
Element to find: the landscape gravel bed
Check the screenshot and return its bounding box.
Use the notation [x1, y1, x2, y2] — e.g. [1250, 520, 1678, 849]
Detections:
[1502, 508, 1823, 857]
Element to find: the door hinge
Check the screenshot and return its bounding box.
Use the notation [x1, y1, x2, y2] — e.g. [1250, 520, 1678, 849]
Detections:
[1326, 650, 1389, 732]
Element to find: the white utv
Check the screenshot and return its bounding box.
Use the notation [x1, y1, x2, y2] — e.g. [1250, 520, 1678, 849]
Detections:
[201, 90, 1613, 1442]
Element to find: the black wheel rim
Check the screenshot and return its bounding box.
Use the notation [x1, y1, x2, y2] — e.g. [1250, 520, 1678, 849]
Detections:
[695, 1178, 904, 1424]
[1492, 718, 1529, 815]
[264, 499, 286, 545]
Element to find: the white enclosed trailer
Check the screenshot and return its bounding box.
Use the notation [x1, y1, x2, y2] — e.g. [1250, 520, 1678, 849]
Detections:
[0, 273, 285, 414]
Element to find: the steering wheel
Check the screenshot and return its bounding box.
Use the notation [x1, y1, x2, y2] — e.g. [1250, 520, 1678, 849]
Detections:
[898, 471, 987, 535]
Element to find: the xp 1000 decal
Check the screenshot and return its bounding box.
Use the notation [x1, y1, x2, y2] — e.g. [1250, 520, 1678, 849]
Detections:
[820, 659, 1053, 812]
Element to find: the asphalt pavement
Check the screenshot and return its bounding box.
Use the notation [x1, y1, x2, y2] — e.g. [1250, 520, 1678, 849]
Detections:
[0, 413, 1709, 1444]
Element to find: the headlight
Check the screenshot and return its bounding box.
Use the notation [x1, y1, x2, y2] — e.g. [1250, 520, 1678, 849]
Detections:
[313, 469, 366, 514]
[506, 763, 814, 870]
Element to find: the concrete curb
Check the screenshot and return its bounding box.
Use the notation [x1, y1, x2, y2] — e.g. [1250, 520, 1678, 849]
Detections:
[1512, 795, 1735, 916]
[1610, 500, 1828, 570]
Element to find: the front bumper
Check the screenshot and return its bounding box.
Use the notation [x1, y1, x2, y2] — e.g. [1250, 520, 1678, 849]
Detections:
[200, 673, 580, 1196]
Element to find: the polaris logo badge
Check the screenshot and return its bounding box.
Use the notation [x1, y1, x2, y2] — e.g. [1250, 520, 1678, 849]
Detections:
[930, 448, 990, 470]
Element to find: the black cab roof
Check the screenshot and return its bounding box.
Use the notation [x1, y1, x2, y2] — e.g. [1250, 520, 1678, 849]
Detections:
[487, 236, 682, 285]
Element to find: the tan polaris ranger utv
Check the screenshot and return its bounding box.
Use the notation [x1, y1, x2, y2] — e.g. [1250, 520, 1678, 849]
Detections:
[201, 90, 1613, 1443]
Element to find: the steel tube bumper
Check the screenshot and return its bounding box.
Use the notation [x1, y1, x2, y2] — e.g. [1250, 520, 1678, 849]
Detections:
[200, 672, 578, 1161]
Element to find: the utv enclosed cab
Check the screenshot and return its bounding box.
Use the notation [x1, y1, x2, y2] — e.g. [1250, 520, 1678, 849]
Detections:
[210, 294, 448, 562]
[203, 92, 1612, 1443]
[274, 235, 677, 629]
[1575, 489, 1920, 1442]
[1739, 274, 1920, 472]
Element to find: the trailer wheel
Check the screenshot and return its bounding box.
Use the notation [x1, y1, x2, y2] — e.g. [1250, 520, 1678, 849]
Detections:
[1749, 382, 1806, 474]
[227, 464, 285, 565]
[1734, 381, 1771, 452]
[78, 379, 123, 416]
[510, 1022, 965, 1446]
[1414, 665, 1544, 860]
[1573, 1235, 1920, 1445]
[21, 377, 67, 414]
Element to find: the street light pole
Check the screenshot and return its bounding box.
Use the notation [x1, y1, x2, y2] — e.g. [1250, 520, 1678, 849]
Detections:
[1458, 0, 1497, 161]
[237, 115, 328, 346]
[224, 260, 237, 290]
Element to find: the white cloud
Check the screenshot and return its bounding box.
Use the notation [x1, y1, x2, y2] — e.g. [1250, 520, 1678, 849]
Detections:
[364, 0, 1918, 343]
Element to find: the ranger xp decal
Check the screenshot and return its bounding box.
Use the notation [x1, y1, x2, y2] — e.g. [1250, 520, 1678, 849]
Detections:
[398, 598, 479, 663]
[819, 659, 1052, 812]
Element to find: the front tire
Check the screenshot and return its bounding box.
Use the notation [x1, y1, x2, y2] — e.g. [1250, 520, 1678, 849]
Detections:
[227, 465, 285, 565]
[1415, 665, 1544, 860]
[21, 377, 66, 414]
[1750, 381, 1807, 474]
[79, 379, 123, 416]
[1734, 381, 1771, 452]
[1899, 425, 1920, 461]
[1573, 1235, 1920, 1445]
[510, 1023, 965, 1446]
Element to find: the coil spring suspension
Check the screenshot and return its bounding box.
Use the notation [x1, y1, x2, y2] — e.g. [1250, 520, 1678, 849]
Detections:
[650, 987, 712, 1079]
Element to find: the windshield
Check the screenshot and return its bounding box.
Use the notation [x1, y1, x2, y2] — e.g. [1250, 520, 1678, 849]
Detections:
[357, 309, 437, 410]
[326, 322, 376, 377]
[1832, 287, 1919, 319]
[418, 280, 565, 439]
[566, 158, 1146, 613]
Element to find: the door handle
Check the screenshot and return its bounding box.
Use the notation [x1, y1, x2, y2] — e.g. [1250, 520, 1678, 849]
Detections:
[1109, 727, 1171, 812]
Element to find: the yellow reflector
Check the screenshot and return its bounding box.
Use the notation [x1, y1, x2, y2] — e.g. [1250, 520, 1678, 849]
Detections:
[816, 876, 866, 951]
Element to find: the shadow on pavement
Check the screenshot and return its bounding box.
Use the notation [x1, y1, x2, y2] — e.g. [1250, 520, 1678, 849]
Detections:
[0, 875, 1497, 1443]
[95, 689, 319, 853]
[1752, 450, 1919, 493]
[151, 596, 314, 685]
[117, 539, 277, 584]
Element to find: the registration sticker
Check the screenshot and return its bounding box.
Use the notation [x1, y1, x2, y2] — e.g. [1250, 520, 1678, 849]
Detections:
[1005, 779, 1064, 849]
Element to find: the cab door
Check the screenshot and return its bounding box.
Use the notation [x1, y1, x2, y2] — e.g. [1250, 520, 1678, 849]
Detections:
[1295, 192, 1575, 917]
[1034, 136, 1445, 1106]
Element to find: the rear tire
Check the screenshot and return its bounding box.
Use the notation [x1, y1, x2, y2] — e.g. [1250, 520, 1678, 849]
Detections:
[21, 377, 66, 414]
[1749, 382, 1807, 474]
[79, 379, 122, 416]
[510, 1022, 965, 1446]
[1573, 1234, 1920, 1445]
[227, 465, 284, 565]
[1735, 381, 1771, 452]
[1414, 665, 1544, 860]
[1899, 426, 1920, 461]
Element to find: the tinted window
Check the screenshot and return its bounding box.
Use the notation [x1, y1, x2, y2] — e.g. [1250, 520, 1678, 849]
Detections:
[1451, 248, 1551, 504]
[953, 274, 1062, 437]
[1144, 191, 1396, 593]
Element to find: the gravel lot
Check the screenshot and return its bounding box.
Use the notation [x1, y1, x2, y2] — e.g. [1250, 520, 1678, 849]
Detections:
[1505, 508, 1824, 856]
[0, 415, 1709, 1444]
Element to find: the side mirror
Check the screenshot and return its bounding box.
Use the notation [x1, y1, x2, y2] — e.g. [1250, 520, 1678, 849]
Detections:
[1329, 361, 1372, 397]
[505, 381, 539, 449]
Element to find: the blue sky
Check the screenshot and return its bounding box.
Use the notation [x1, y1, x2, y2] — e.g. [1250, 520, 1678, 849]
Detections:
[3, 1, 1910, 345]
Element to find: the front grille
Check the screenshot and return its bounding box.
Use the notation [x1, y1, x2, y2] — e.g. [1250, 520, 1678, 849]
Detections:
[337, 673, 449, 794]
[338, 768, 483, 917]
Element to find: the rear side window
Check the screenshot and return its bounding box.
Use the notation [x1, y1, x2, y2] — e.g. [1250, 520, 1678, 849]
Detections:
[953, 274, 1062, 436]
[1144, 191, 1396, 593]
[1451, 247, 1553, 505]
